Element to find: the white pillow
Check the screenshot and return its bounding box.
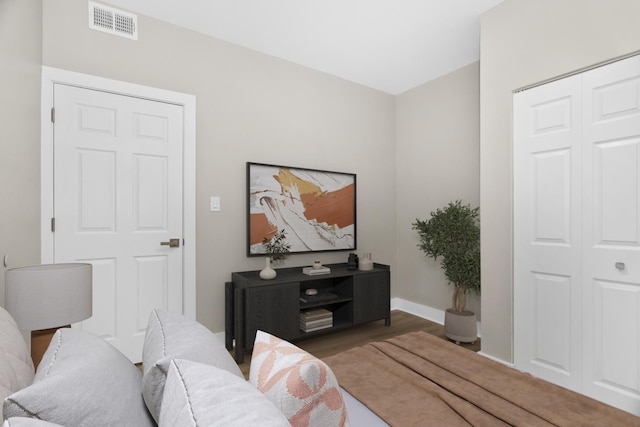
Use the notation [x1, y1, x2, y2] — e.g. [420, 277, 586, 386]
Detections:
[250, 330, 349, 427]
[0, 306, 34, 421]
[3, 329, 154, 427]
[142, 309, 243, 422]
[159, 359, 290, 427]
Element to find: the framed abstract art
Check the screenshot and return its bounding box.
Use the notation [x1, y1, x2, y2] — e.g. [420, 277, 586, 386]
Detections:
[247, 162, 356, 256]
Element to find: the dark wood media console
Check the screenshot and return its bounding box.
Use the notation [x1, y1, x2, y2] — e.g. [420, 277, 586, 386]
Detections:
[225, 263, 390, 363]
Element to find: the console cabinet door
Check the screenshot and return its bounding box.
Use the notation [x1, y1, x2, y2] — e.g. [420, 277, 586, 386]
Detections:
[353, 271, 390, 324]
[244, 282, 299, 348]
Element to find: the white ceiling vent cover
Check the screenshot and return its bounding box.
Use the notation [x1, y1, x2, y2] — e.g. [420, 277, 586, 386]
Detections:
[88, 2, 137, 40]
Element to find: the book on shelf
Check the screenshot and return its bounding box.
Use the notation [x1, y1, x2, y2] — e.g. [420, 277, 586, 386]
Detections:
[302, 266, 331, 276]
[300, 325, 333, 332]
[300, 308, 332, 321]
[300, 321, 333, 333]
[300, 317, 333, 328]
[300, 323, 333, 332]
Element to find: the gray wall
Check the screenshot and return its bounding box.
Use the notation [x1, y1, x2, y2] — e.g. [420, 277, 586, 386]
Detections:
[19, 0, 397, 333]
[395, 62, 481, 319]
[0, 0, 42, 305]
[480, 0, 640, 362]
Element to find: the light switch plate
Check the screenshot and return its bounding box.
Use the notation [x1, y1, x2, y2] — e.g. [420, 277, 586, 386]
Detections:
[210, 196, 221, 212]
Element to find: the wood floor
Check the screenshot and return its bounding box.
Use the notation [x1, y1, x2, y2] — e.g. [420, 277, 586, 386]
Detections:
[235, 310, 480, 378]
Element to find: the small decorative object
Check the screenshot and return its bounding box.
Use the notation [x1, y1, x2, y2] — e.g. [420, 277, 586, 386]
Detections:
[260, 229, 290, 280]
[347, 253, 359, 271]
[312, 260, 322, 269]
[412, 200, 480, 343]
[359, 253, 374, 271]
[262, 229, 290, 262]
[259, 257, 277, 280]
[302, 266, 331, 276]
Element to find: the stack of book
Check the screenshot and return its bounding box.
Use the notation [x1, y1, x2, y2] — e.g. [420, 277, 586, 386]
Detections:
[300, 308, 333, 333]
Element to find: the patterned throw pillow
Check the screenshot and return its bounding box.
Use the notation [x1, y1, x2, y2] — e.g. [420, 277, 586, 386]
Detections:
[249, 330, 349, 427]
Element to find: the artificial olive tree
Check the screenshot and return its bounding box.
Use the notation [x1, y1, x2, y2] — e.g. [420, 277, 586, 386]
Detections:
[412, 201, 480, 312]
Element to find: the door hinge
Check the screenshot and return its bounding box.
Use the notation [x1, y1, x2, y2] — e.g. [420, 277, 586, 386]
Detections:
[51, 107, 55, 123]
[51, 217, 55, 232]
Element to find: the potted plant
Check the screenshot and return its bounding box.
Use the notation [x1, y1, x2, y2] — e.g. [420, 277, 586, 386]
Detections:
[412, 200, 480, 343]
[259, 229, 291, 280]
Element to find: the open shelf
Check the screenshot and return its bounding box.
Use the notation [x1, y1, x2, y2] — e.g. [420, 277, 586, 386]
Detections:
[299, 294, 352, 310]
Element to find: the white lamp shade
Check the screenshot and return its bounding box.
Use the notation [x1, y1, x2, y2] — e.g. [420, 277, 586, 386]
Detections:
[5, 263, 93, 331]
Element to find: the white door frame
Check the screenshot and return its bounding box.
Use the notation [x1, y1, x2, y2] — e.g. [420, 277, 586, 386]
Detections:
[40, 66, 197, 320]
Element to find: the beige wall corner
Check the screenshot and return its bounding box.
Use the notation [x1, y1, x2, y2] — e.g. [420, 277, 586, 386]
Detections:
[396, 62, 481, 319]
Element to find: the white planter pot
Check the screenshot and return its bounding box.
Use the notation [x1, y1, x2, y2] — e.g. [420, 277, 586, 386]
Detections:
[444, 308, 477, 344]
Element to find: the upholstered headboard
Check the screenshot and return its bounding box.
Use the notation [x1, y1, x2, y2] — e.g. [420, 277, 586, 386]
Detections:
[0, 306, 34, 420]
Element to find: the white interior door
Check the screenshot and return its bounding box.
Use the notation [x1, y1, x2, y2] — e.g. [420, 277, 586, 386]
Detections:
[513, 74, 584, 391]
[581, 55, 640, 413]
[53, 83, 184, 362]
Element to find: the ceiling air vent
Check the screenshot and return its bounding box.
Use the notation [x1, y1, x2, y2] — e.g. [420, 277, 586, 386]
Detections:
[88, 2, 137, 40]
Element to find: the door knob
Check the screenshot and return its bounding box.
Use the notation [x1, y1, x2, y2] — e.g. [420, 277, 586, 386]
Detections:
[615, 262, 625, 270]
[161, 238, 180, 248]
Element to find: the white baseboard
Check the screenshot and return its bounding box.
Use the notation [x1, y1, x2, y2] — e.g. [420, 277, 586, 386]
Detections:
[477, 351, 514, 368]
[391, 297, 482, 338]
[391, 297, 445, 324]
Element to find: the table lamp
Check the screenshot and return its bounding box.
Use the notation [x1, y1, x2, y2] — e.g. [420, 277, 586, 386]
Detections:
[5, 263, 93, 368]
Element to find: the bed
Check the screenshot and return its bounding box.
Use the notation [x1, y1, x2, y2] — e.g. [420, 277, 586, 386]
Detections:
[0, 306, 384, 427]
[2, 305, 638, 426]
[324, 331, 640, 426]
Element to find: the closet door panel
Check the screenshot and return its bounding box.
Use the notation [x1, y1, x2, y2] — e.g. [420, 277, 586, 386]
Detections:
[531, 272, 573, 374]
[590, 280, 640, 391]
[582, 55, 640, 413]
[513, 75, 583, 391]
[591, 140, 640, 245]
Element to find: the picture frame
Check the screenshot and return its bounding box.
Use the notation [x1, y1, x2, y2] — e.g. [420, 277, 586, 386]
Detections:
[247, 162, 357, 256]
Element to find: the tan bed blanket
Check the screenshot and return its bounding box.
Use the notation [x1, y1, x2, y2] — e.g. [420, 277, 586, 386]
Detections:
[324, 331, 640, 426]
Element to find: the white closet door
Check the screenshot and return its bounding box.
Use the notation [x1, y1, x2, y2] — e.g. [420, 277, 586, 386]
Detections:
[515, 54, 640, 415]
[582, 55, 640, 413]
[513, 75, 584, 391]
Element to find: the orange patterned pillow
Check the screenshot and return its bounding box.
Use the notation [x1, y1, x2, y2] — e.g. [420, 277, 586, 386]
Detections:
[249, 331, 349, 427]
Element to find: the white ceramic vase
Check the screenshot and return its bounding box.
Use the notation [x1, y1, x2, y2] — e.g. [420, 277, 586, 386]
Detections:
[259, 257, 277, 280]
[358, 253, 374, 271]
